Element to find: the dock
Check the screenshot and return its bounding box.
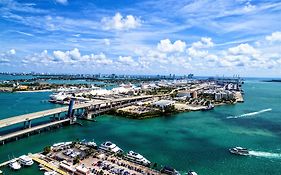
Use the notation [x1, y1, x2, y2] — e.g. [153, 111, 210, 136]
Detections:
[31, 154, 68, 175]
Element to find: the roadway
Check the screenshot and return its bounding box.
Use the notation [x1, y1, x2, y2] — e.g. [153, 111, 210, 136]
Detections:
[0, 119, 70, 142]
[0, 95, 152, 129]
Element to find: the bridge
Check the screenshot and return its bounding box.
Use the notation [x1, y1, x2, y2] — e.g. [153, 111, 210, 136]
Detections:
[0, 95, 153, 144]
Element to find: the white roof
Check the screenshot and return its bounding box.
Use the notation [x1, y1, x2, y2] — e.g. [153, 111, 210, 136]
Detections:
[154, 100, 175, 107]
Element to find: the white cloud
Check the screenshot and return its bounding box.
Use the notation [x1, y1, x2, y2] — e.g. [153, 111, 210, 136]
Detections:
[228, 43, 258, 56]
[118, 56, 138, 66]
[90, 53, 113, 65]
[157, 39, 186, 53]
[104, 39, 110, 46]
[55, 0, 68, 5]
[266, 31, 281, 42]
[187, 47, 208, 58]
[192, 37, 214, 49]
[101, 13, 141, 30]
[8, 49, 16, 55]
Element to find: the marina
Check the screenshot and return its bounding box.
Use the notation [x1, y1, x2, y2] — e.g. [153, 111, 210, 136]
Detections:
[0, 77, 280, 175]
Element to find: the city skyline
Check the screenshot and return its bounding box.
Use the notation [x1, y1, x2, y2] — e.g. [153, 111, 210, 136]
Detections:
[0, 0, 281, 77]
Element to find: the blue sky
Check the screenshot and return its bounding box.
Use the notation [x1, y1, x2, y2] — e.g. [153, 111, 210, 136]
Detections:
[0, 0, 281, 77]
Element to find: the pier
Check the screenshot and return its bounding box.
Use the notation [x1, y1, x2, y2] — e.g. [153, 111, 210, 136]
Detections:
[0, 95, 152, 144]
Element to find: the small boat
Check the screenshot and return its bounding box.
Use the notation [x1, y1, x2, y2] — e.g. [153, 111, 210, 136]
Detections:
[44, 171, 57, 175]
[9, 159, 21, 170]
[229, 147, 249, 156]
[161, 166, 180, 175]
[99, 141, 123, 153]
[187, 170, 198, 175]
[18, 155, 34, 166]
[202, 104, 214, 111]
[0, 170, 3, 174]
[125, 151, 151, 166]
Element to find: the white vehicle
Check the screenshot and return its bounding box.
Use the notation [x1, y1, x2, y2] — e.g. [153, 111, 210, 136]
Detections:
[18, 155, 34, 166]
[125, 151, 151, 166]
[9, 159, 21, 170]
[99, 141, 123, 153]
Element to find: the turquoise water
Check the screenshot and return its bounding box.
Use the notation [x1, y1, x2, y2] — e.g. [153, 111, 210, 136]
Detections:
[45, 79, 106, 85]
[0, 80, 281, 174]
[0, 75, 35, 81]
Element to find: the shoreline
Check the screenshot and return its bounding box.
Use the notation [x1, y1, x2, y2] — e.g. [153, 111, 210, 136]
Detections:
[15, 89, 53, 93]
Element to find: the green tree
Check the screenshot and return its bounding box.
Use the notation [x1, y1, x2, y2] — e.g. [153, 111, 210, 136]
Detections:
[43, 146, 51, 155]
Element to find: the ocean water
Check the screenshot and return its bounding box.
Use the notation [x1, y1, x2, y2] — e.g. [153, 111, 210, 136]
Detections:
[0, 80, 281, 175]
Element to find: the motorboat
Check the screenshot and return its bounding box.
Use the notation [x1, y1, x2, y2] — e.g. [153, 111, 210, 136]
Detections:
[44, 171, 57, 175]
[202, 104, 214, 111]
[229, 147, 249, 156]
[18, 155, 34, 166]
[9, 159, 21, 170]
[187, 170, 198, 175]
[49, 92, 71, 101]
[125, 151, 151, 166]
[99, 141, 123, 153]
[81, 139, 97, 148]
[161, 166, 180, 175]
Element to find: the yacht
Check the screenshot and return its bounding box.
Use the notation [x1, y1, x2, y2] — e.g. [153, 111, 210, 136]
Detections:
[99, 141, 123, 153]
[49, 92, 71, 101]
[81, 139, 97, 148]
[202, 104, 214, 111]
[187, 171, 198, 175]
[9, 159, 21, 170]
[125, 151, 151, 166]
[161, 166, 181, 175]
[18, 155, 34, 166]
[229, 147, 249, 156]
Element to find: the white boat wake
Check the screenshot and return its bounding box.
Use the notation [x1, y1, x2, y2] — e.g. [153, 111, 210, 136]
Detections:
[227, 108, 272, 119]
[249, 151, 281, 159]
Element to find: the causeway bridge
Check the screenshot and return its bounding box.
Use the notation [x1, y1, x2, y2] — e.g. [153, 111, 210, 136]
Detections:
[0, 95, 152, 144]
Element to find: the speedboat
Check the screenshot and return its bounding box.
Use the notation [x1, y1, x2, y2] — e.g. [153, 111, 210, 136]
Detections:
[125, 151, 151, 166]
[161, 166, 181, 175]
[99, 141, 123, 153]
[9, 159, 21, 170]
[187, 171, 198, 175]
[18, 155, 34, 166]
[229, 147, 249, 156]
[202, 104, 214, 111]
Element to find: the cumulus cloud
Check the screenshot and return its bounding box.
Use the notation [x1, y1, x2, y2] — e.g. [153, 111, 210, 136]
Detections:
[3, 32, 280, 74]
[55, 0, 68, 5]
[266, 31, 281, 42]
[118, 56, 138, 66]
[90, 53, 113, 65]
[53, 48, 82, 62]
[101, 13, 141, 30]
[228, 43, 258, 56]
[0, 49, 16, 64]
[191, 37, 214, 49]
[8, 49, 16, 55]
[157, 39, 186, 53]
